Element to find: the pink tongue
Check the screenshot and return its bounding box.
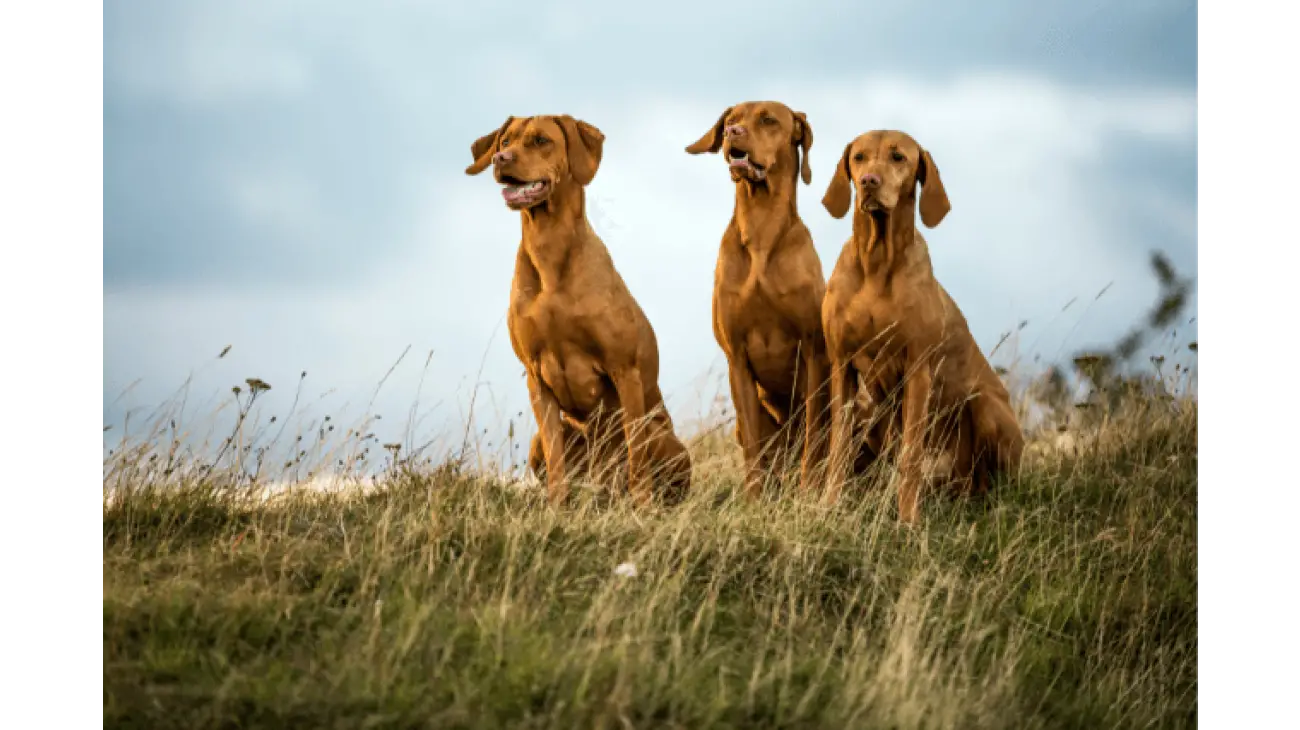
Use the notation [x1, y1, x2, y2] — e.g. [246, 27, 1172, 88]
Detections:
[729, 158, 750, 168]
[503, 182, 545, 203]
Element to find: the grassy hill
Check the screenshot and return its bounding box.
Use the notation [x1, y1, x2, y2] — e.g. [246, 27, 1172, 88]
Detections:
[103, 387, 1196, 729]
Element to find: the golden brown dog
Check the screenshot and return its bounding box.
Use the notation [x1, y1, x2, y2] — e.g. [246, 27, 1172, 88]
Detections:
[819, 130, 1024, 523]
[686, 101, 830, 497]
[465, 114, 692, 505]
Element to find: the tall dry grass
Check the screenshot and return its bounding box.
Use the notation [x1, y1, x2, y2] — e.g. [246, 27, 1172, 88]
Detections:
[103, 253, 1197, 729]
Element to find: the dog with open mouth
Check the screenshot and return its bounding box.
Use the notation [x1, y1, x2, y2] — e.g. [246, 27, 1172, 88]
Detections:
[464, 114, 693, 505]
[819, 129, 1024, 523]
[685, 101, 831, 498]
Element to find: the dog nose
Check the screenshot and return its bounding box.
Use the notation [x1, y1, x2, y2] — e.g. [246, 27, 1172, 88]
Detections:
[492, 149, 514, 165]
[862, 173, 882, 189]
[725, 124, 746, 138]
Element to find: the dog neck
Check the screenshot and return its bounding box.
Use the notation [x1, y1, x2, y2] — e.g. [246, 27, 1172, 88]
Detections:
[731, 151, 800, 250]
[518, 180, 589, 287]
[852, 193, 918, 286]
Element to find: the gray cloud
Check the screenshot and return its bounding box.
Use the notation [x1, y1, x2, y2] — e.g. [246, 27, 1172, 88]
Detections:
[104, 1, 1197, 466]
[104, 0, 1195, 290]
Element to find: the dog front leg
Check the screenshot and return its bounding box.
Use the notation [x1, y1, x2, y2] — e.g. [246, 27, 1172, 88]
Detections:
[727, 359, 768, 498]
[823, 358, 857, 505]
[897, 365, 935, 524]
[610, 368, 652, 505]
[526, 373, 569, 505]
[527, 432, 547, 481]
[800, 344, 830, 494]
[971, 394, 1025, 489]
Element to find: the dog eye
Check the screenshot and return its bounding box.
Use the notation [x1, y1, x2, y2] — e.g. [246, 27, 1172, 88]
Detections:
[533, 135, 548, 146]
[890, 150, 906, 162]
[500, 136, 510, 147]
[760, 116, 776, 125]
[852, 152, 864, 162]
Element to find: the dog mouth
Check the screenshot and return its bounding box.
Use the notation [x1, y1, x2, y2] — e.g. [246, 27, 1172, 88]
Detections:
[499, 175, 551, 208]
[726, 147, 767, 180]
[860, 194, 893, 215]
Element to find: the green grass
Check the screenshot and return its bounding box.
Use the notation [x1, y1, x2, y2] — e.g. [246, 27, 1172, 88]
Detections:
[103, 391, 1196, 729]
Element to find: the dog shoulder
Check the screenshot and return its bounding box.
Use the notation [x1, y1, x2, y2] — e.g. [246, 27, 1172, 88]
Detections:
[782, 219, 823, 263]
[832, 236, 856, 265]
[827, 238, 858, 282]
[716, 221, 745, 258]
[922, 281, 990, 382]
[905, 231, 936, 275]
[572, 226, 624, 282]
[932, 280, 978, 339]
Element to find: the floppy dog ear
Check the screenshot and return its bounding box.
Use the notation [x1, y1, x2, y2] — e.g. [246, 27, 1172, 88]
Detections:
[465, 117, 515, 175]
[821, 142, 854, 219]
[685, 106, 733, 155]
[556, 115, 605, 186]
[916, 147, 951, 228]
[793, 111, 814, 185]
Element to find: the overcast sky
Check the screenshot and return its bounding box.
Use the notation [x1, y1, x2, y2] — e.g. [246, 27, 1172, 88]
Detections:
[104, 0, 1197, 466]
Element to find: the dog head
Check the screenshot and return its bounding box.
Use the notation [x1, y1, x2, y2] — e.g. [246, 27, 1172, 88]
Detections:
[685, 101, 813, 186]
[822, 130, 949, 228]
[465, 115, 605, 211]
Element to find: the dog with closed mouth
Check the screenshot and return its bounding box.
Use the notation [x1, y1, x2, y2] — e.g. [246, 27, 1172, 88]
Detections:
[686, 101, 830, 497]
[819, 129, 1024, 523]
[465, 114, 692, 505]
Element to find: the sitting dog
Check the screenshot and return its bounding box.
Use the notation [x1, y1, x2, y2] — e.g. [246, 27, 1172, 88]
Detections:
[819, 129, 1024, 522]
[685, 101, 830, 497]
[465, 114, 692, 504]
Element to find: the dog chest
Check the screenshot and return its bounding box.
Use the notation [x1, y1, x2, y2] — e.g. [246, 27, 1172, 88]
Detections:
[536, 347, 610, 416]
[743, 326, 800, 377]
[829, 291, 901, 362]
[716, 273, 808, 342]
[511, 290, 601, 348]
